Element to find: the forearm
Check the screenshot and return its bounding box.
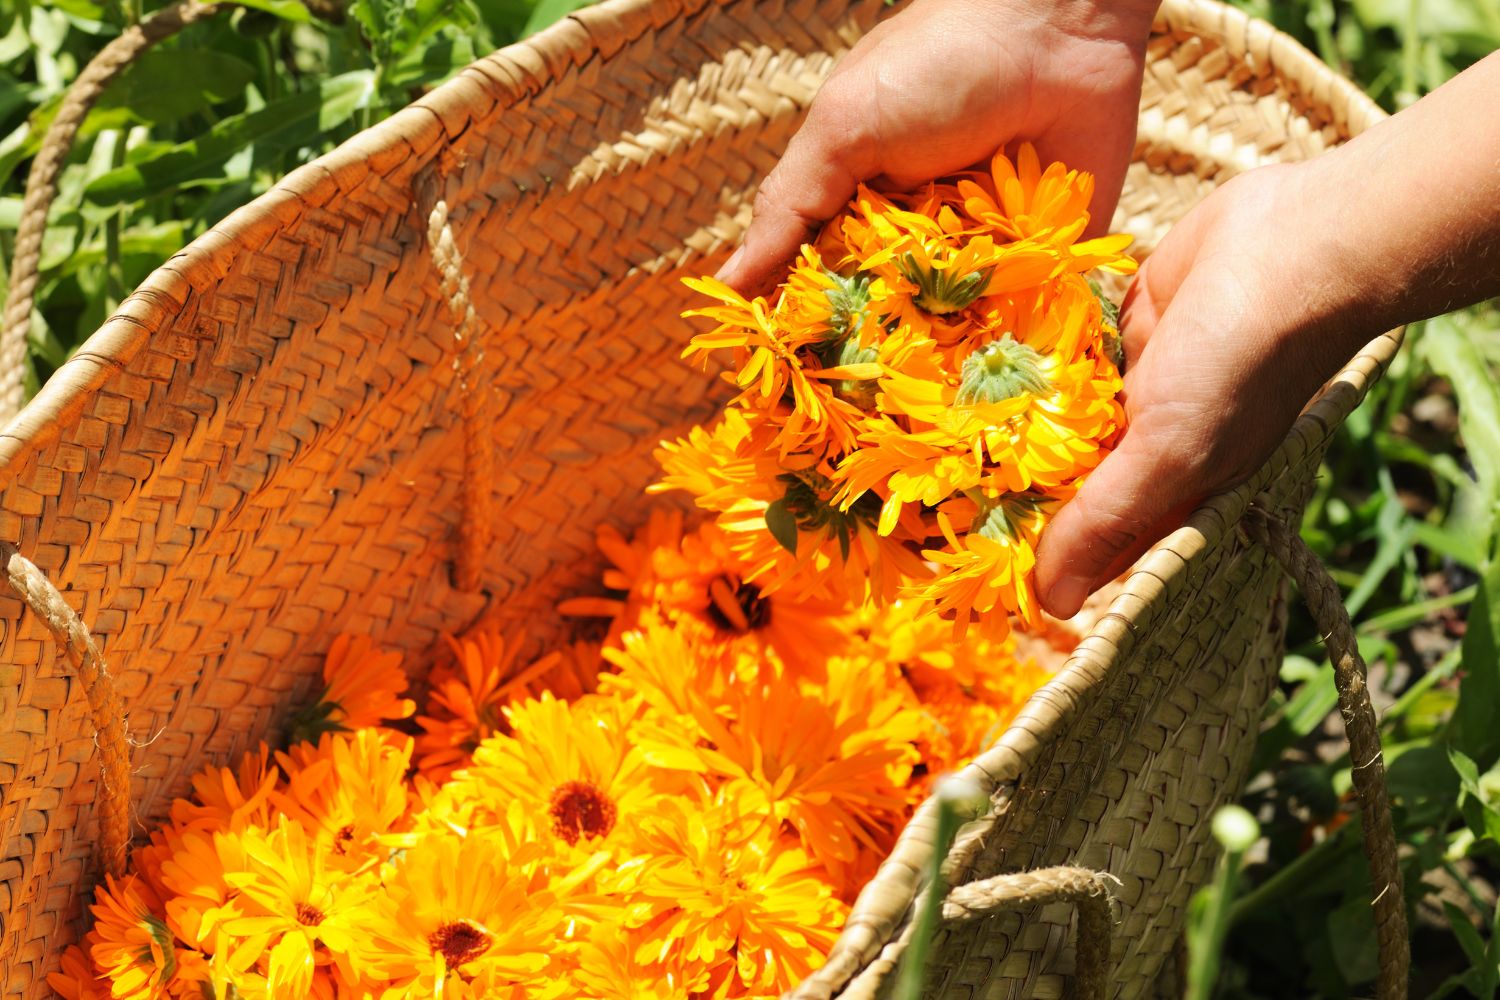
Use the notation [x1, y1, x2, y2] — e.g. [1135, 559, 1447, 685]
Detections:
[1299, 52, 1500, 347]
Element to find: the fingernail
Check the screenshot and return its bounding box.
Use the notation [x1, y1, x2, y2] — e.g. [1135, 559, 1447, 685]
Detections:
[1047, 575, 1090, 619]
[715, 246, 746, 283]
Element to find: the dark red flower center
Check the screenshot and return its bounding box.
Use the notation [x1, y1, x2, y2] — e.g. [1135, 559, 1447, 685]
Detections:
[548, 780, 617, 845]
[428, 918, 492, 968]
[295, 902, 326, 926]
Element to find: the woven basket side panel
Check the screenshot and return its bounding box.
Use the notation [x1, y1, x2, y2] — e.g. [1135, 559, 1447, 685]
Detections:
[836, 523, 1286, 1000]
[0, 0, 887, 992]
[925, 541, 1286, 999]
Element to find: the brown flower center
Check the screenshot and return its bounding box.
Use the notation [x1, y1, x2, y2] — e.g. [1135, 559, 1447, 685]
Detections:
[428, 918, 493, 968]
[705, 575, 771, 634]
[332, 824, 356, 855]
[295, 902, 326, 926]
[548, 780, 617, 845]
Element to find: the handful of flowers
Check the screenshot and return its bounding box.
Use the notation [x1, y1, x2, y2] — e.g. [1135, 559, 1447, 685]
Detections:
[661, 144, 1135, 638]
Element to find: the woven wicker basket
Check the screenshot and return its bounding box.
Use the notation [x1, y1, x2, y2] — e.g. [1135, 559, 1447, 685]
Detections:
[0, 0, 1404, 996]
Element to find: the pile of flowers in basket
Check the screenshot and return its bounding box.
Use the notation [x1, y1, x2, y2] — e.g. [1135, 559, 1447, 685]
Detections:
[52, 145, 1132, 1000]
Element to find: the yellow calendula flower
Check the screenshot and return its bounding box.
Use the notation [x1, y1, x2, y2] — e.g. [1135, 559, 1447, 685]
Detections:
[426, 691, 683, 859]
[221, 819, 384, 996]
[610, 782, 847, 996]
[370, 820, 569, 997]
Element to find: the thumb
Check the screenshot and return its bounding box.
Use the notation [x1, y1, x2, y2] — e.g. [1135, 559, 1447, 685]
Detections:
[716, 96, 873, 296]
[1034, 415, 1208, 618]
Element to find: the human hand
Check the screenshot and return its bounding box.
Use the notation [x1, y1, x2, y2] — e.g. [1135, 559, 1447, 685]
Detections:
[715, 0, 1161, 295]
[1033, 163, 1373, 618]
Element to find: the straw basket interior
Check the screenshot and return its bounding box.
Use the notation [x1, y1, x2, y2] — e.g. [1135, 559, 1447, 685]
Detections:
[0, 0, 1394, 996]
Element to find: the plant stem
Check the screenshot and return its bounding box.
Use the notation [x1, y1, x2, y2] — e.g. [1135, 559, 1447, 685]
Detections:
[893, 801, 961, 1000]
[104, 129, 127, 309]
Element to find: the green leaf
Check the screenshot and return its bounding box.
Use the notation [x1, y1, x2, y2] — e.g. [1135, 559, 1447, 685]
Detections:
[522, 0, 594, 36]
[83, 71, 376, 207]
[233, 0, 314, 22]
[1450, 558, 1500, 769]
[1327, 895, 1380, 987]
[1451, 748, 1500, 843]
[95, 50, 256, 125]
[1423, 312, 1500, 536]
[764, 499, 798, 555]
[1385, 743, 1458, 825]
[1444, 901, 1491, 971]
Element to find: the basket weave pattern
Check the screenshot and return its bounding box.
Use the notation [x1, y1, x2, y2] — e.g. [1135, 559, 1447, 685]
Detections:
[0, 0, 1391, 995]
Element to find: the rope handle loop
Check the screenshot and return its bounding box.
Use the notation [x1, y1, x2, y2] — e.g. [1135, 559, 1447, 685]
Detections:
[422, 193, 494, 594]
[941, 865, 1116, 1000]
[1, 542, 130, 879]
[0, 0, 223, 426]
[1244, 505, 1410, 1000]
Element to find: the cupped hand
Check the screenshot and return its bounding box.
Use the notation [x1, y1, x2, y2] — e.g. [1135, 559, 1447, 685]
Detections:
[716, 0, 1161, 295]
[1034, 162, 1375, 618]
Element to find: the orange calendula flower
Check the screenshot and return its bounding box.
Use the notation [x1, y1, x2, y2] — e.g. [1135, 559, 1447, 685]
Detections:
[169, 743, 280, 835]
[287, 635, 415, 744]
[917, 495, 1053, 641]
[272, 729, 414, 867]
[48, 945, 110, 1000]
[88, 874, 186, 1000]
[414, 627, 566, 782]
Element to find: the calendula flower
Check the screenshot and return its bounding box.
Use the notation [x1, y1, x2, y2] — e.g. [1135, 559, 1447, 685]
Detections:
[918, 495, 1052, 640]
[170, 744, 280, 834]
[88, 874, 186, 1000]
[956, 143, 1138, 277]
[272, 729, 414, 866]
[221, 820, 383, 996]
[428, 692, 681, 858]
[371, 819, 569, 996]
[613, 783, 846, 995]
[574, 931, 710, 1000]
[415, 627, 564, 781]
[286, 634, 415, 744]
[681, 276, 871, 462]
[47, 945, 109, 1000]
[155, 827, 247, 951]
[629, 637, 921, 876]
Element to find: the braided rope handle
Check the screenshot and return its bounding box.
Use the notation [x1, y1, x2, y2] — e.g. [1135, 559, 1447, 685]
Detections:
[1, 543, 130, 879]
[0, 0, 222, 426]
[1245, 507, 1410, 1000]
[941, 865, 1116, 1000]
[425, 197, 495, 593]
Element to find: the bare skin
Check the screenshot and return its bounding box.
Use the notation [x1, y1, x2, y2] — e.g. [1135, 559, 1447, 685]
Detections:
[719, 0, 1500, 618]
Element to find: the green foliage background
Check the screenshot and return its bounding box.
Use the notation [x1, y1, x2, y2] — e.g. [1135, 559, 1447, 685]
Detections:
[1, 1, 1498, 997]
